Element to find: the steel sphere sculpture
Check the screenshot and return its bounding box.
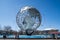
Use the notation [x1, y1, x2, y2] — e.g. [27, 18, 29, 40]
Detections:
[16, 6, 41, 35]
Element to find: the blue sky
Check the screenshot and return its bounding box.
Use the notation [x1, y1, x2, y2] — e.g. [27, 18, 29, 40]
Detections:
[0, 0, 60, 31]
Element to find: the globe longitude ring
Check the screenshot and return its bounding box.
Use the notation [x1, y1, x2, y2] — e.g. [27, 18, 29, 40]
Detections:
[16, 6, 41, 35]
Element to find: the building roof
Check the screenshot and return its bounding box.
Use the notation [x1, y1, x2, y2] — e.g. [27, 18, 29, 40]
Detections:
[43, 28, 58, 31]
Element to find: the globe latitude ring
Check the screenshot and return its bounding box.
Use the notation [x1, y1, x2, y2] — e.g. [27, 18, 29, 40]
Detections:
[16, 6, 41, 31]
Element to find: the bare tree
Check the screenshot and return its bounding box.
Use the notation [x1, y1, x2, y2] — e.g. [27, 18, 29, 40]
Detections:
[0, 24, 2, 30]
[4, 25, 12, 31]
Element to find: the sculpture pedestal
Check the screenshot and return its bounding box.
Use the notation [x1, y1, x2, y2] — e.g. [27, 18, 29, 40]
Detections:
[19, 35, 42, 38]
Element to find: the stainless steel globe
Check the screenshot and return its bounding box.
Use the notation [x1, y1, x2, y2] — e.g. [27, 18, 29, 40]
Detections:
[16, 6, 41, 35]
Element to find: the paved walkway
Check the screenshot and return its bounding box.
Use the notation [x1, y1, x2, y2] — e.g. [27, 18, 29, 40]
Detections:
[0, 39, 60, 40]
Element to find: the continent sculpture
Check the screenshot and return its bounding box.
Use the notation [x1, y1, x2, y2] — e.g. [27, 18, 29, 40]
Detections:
[16, 6, 41, 35]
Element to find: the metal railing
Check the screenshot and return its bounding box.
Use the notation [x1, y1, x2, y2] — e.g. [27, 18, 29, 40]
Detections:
[0, 34, 60, 39]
